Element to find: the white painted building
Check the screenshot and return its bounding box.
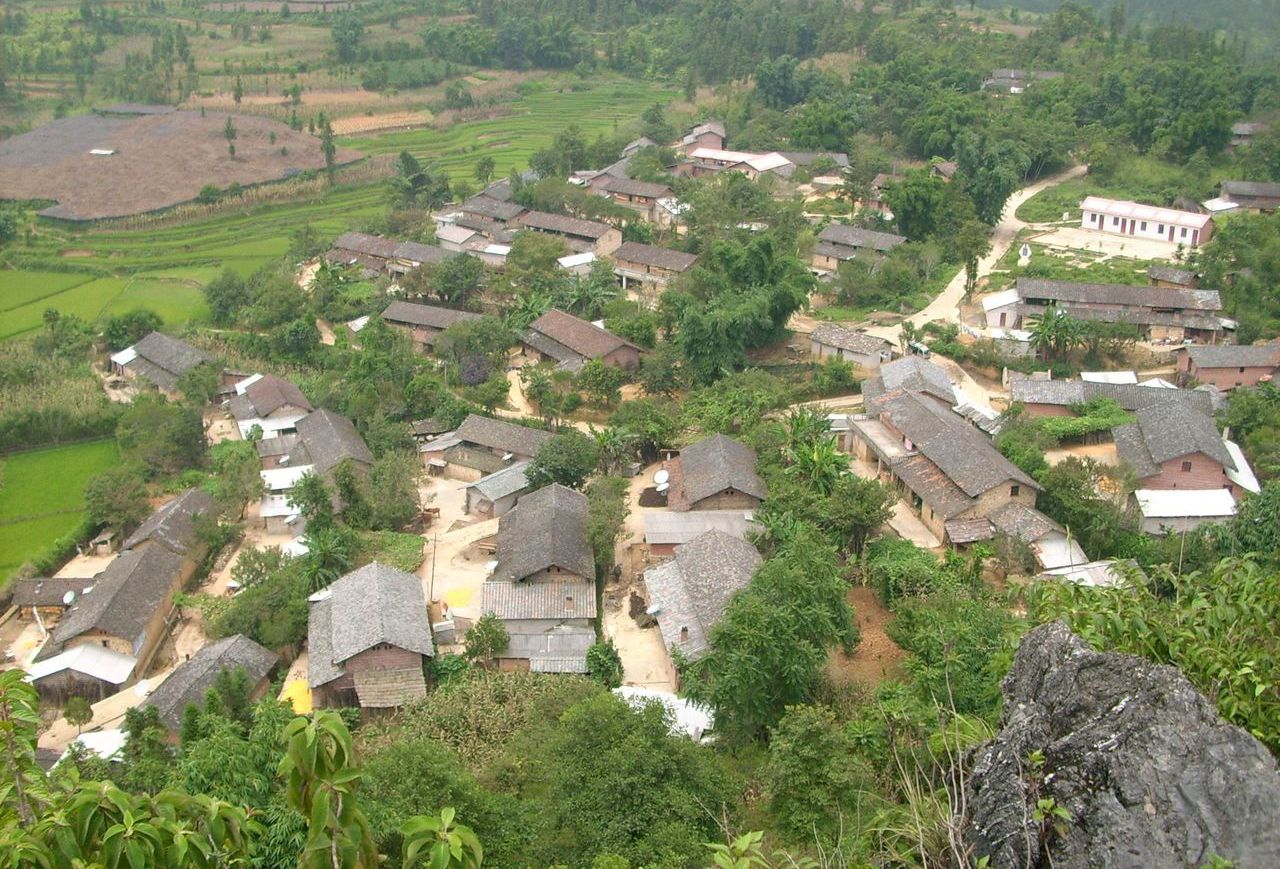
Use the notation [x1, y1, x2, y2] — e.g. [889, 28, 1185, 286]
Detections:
[1080, 196, 1213, 247]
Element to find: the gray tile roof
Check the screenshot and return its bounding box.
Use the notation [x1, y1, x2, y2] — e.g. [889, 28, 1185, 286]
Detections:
[644, 530, 761, 661]
[122, 488, 216, 556]
[527, 309, 639, 361]
[817, 223, 907, 253]
[466, 461, 532, 502]
[460, 195, 526, 222]
[1186, 344, 1280, 369]
[871, 390, 1038, 497]
[864, 357, 957, 406]
[944, 517, 995, 544]
[331, 232, 399, 258]
[481, 580, 597, 620]
[493, 484, 594, 582]
[50, 546, 186, 647]
[295, 409, 373, 475]
[1135, 403, 1233, 468]
[1015, 278, 1222, 312]
[1220, 180, 1280, 200]
[778, 150, 850, 168]
[454, 414, 552, 458]
[518, 624, 596, 673]
[127, 332, 214, 391]
[676, 434, 767, 507]
[308, 562, 433, 688]
[392, 240, 453, 265]
[517, 210, 613, 240]
[143, 634, 277, 731]
[1009, 379, 1214, 414]
[642, 510, 757, 546]
[601, 177, 671, 199]
[612, 242, 698, 273]
[892, 453, 974, 519]
[1112, 422, 1161, 478]
[10, 577, 95, 608]
[988, 502, 1061, 543]
[810, 323, 891, 356]
[381, 300, 481, 330]
[1146, 265, 1197, 287]
[229, 374, 311, 421]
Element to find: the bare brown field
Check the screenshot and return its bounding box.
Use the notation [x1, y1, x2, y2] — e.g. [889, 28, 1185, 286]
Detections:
[329, 111, 435, 135]
[0, 107, 361, 220]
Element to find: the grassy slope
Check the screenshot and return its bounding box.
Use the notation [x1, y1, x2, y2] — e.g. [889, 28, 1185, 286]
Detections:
[0, 439, 121, 582]
[1, 77, 676, 339]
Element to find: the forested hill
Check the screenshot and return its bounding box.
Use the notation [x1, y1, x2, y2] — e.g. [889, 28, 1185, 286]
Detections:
[981, 0, 1280, 56]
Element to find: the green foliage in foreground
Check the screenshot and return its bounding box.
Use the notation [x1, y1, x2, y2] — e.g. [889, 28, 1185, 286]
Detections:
[1027, 556, 1280, 753]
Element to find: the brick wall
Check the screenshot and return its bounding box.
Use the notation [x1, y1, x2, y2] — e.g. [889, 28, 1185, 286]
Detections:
[692, 491, 762, 511]
[1140, 451, 1231, 490]
[1189, 363, 1277, 390]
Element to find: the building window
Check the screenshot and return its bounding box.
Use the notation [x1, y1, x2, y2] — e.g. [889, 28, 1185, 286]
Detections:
[1010, 484, 1021, 496]
[1181, 227, 1188, 237]
[1140, 221, 1147, 231]
[1090, 213, 1098, 223]
[1181, 461, 1192, 472]
[1240, 366, 1246, 373]
[1158, 224, 1164, 233]
[1112, 216, 1120, 226]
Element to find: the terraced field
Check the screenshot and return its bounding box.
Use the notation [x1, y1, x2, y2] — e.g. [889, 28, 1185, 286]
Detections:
[1, 76, 677, 339]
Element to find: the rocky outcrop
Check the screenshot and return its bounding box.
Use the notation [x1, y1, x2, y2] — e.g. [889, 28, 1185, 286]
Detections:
[964, 622, 1280, 868]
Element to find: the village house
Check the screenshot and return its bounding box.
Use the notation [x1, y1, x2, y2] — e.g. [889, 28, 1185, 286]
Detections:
[121, 488, 217, 558]
[682, 147, 794, 181]
[865, 173, 901, 215]
[862, 356, 958, 410]
[1079, 196, 1213, 247]
[1009, 378, 1215, 417]
[946, 502, 1123, 587]
[1176, 343, 1280, 390]
[257, 409, 374, 533]
[680, 120, 726, 153]
[641, 510, 759, 558]
[558, 252, 596, 276]
[458, 194, 527, 226]
[599, 177, 673, 222]
[110, 331, 216, 398]
[228, 373, 313, 439]
[464, 461, 533, 519]
[514, 211, 622, 256]
[611, 242, 698, 299]
[308, 562, 435, 710]
[984, 278, 1229, 343]
[932, 161, 958, 180]
[1113, 402, 1244, 495]
[11, 577, 95, 622]
[643, 529, 762, 686]
[981, 68, 1064, 93]
[809, 324, 894, 370]
[1229, 121, 1267, 150]
[480, 484, 597, 673]
[380, 300, 482, 351]
[1147, 265, 1199, 289]
[521, 308, 644, 372]
[850, 389, 1040, 543]
[28, 544, 191, 701]
[327, 232, 453, 277]
[142, 634, 278, 736]
[436, 222, 482, 252]
[811, 224, 907, 273]
[1135, 489, 1238, 536]
[420, 413, 553, 481]
[1217, 180, 1280, 214]
[663, 434, 767, 513]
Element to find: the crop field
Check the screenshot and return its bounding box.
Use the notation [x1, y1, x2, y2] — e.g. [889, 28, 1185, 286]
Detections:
[1, 76, 674, 339]
[0, 439, 121, 585]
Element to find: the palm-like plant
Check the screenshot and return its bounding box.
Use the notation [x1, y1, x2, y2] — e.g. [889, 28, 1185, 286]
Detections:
[591, 425, 640, 475]
[300, 527, 353, 593]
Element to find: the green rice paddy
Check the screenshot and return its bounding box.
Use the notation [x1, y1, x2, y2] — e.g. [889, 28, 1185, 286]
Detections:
[0, 439, 121, 584]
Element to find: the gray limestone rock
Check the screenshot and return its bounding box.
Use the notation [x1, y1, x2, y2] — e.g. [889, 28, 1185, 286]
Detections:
[964, 621, 1280, 868]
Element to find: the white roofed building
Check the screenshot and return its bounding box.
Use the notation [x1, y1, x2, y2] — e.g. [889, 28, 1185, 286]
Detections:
[1080, 196, 1213, 247]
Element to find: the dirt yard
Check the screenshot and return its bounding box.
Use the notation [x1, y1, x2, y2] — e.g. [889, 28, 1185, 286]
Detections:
[826, 585, 905, 689]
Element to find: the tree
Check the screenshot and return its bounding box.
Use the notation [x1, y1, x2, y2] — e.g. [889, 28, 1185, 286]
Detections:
[102, 308, 163, 350]
[766, 705, 872, 842]
[474, 155, 495, 185]
[319, 113, 336, 182]
[206, 439, 264, 518]
[432, 253, 484, 305]
[63, 696, 93, 735]
[232, 74, 243, 105]
[84, 463, 150, 536]
[203, 268, 252, 325]
[576, 359, 624, 408]
[953, 219, 992, 298]
[586, 640, 623, 688]
[369, 451, 421, 530]
[331, 12, 364, 63]
[176, 362, 220, 405]
[116, 395, 206, 477]
[527, 430, 601, 490]
[825, 474, 896, 556]
[591, 425, 640, 476]
[391, 150, 451, 209]
[884, 169, 947, 240]
[300, 525, 354, 592]
[288, 472, 335, 531]
[401, 809, 484, 869]
[464, 613, 509, 666]
[223, 116, 237, 158]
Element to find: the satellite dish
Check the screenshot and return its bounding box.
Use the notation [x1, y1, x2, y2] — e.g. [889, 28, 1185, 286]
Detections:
[62, 591, 76, 606]
[656, 482, 669, 493]
[653, 469, 670, 485]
